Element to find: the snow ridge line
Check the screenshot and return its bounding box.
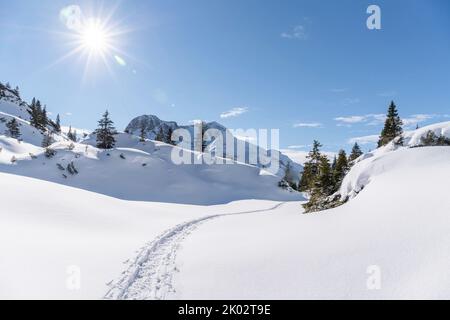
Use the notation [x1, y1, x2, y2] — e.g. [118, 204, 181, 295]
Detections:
[103, 202, 286, 300]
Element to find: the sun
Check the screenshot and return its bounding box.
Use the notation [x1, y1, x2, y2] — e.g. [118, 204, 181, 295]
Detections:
[56, 4, 133, 82]
[80, 19, 109, 54]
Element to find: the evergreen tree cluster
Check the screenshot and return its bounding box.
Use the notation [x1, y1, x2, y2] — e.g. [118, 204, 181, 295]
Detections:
[5, 118, 21, 139]
[299, 141, 356, 213]
[419, 130, 450, 146]
[28, 98, 49, 131]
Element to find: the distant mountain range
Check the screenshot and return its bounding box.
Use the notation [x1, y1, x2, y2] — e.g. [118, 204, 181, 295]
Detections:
[125, 114, 303, 180]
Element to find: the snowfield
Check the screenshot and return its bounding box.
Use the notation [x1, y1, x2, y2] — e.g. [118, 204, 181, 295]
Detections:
[172, 146, 450, 299]
[1, 89, 450, 299]
[0, 171, 290, 299]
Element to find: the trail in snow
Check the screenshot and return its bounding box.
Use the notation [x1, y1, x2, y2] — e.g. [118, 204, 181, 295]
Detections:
[104, 202, 286, 300]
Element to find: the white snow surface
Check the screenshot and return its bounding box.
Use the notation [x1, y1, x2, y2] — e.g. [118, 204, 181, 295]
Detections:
[171, 146, 450, 299]
[340, 121, 450, 200]
[1, 89, 450, 299]
[0, 171, 287, 299]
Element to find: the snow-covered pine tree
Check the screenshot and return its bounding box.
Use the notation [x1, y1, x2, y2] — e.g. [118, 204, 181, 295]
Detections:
[378, 101, 403, 147]
[421, 130, 437, 146]
[94, 110, 117, 149]
[6, 118, 21, 139]
[348, 142, 363, 162]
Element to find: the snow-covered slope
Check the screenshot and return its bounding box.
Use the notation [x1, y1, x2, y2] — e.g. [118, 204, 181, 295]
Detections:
[0, 84, 65, 146]
[340, 121, 450, 200]
[0, 138, 301, 205]
[125, 114, 303, 180]
[168, 145, 450, 299]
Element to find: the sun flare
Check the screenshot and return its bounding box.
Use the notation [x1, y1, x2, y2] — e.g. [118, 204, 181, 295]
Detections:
[80, 19, 109, 54]
[56, 4, 133, 82]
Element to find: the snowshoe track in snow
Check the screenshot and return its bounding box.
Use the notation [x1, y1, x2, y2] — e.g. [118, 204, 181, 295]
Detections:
[104, 202, 285, 300]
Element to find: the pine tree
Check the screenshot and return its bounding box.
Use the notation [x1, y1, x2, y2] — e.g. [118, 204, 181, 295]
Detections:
[94, 110, 117, 149]
[55, 114, 61, 133]
[333, 149, 349, 191]
[28, 98, 40, 129]
[155, 127, 164, 142]
[282, 161, 296, 187]
[28, 98, 47, 131]
[421, 130, 437, 146]
[378, 101, 403, 147]
[67, 126, 77, 142]
[317, 156, 334, 196]
[298, 140, 322, 192]
[348, 142, 363, 162]
[303, 156, 334, 212]
[201, 122, 208, 152]
[42, 132, 53, 148]
[139, 125, 146, 142]
[6, 118, 21, 139]
[41, 106, 48, 128]
[165, 127, 175, 145]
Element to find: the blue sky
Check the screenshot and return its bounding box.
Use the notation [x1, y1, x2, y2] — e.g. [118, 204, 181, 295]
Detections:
[1, 0, 449, 152]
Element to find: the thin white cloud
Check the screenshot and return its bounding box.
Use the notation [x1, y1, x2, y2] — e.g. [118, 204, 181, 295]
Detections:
[348, 135, 379, 145]
[335, 114, 386, 126]
[334, 116, 366, 124]
[220, 107, 249, 119]
[280, 149, 336, 165]
[65, 112, 73, 116]
[287, 145, 309, 149]
[367, 114, 386, 126]
[293, 122, 322, 128]
[281, 25, 308, 40]
[402, 114, 435, 127]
